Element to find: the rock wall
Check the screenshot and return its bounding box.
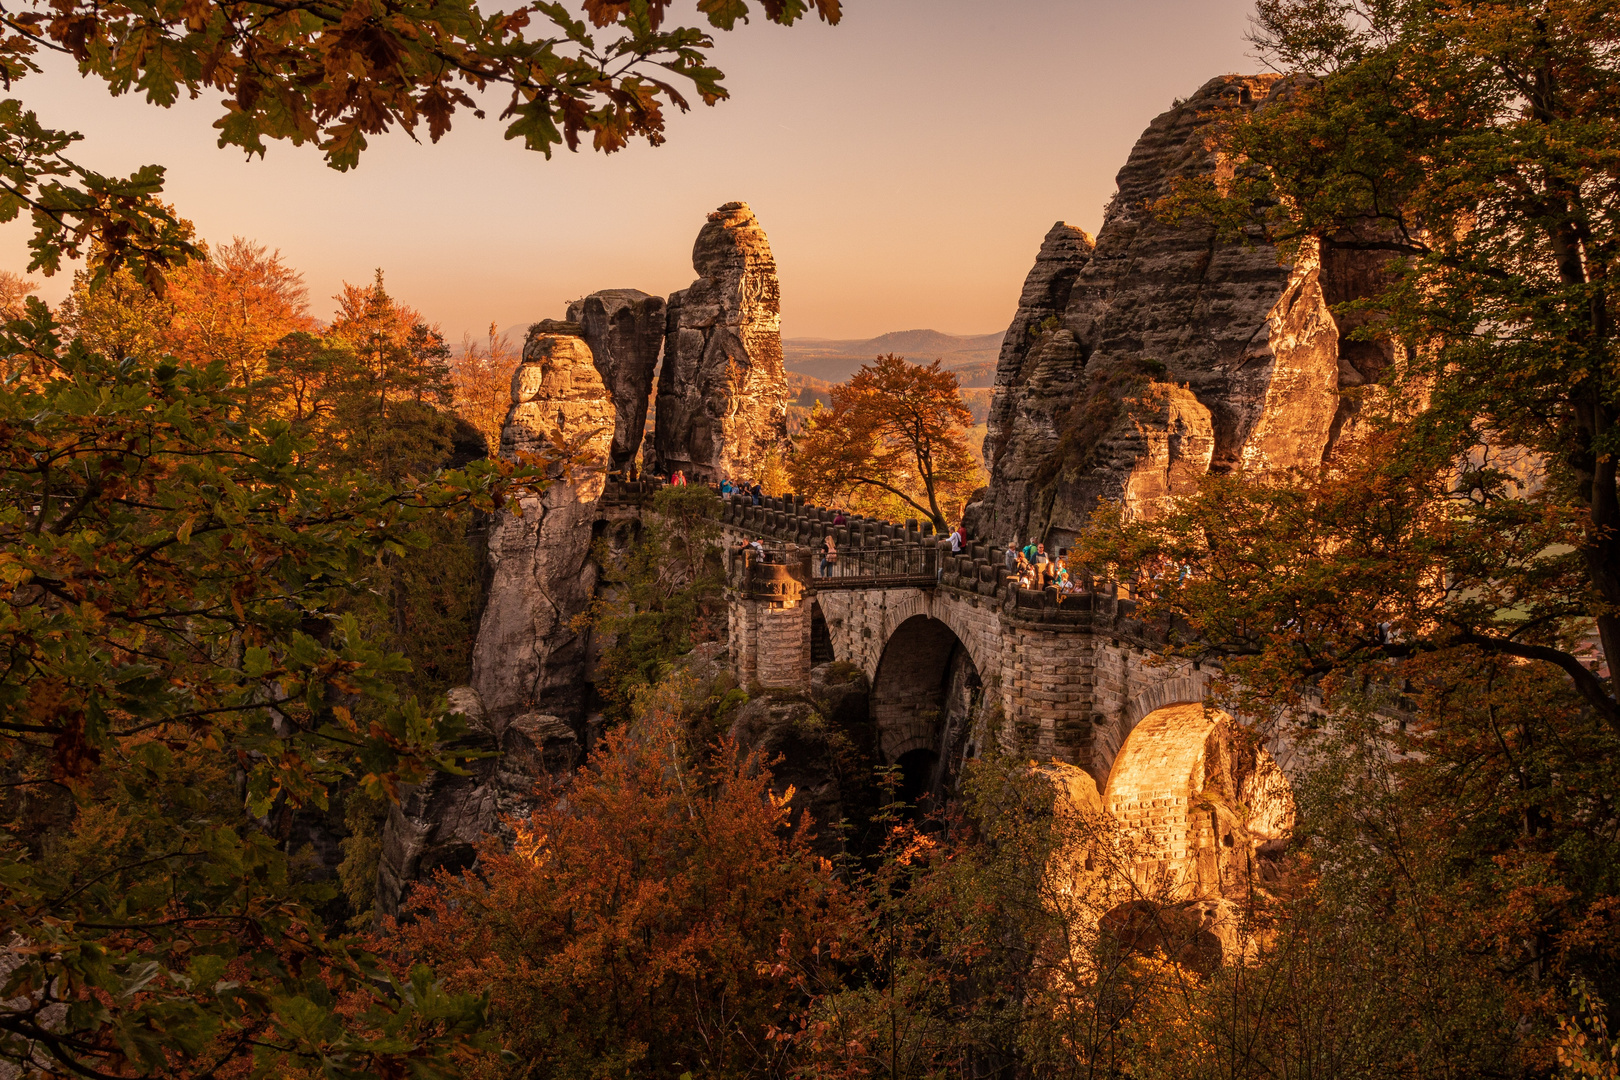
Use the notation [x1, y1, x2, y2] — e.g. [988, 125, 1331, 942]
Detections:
[375, 322, 611, 918]
[374, 688, 578, 917]
[469, 321, 614, 728]
[968, 75, 1366, 551]
[567, 289, 665, 473]
[653, 201, 788, 484]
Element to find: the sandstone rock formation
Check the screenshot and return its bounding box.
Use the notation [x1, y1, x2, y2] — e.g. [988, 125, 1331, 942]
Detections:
[1040, 704, 1294, 967]
[470, 321, 614, 728]
[653, 202, 788, 483]
[566, 289, 665, 473]
[969, 75, 1380, 550]
[374, 688, 578, 918]
[374, 323, 611, 918]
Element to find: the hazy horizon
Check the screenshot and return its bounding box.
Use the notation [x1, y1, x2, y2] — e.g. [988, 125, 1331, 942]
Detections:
[3, 0, 1264, 344]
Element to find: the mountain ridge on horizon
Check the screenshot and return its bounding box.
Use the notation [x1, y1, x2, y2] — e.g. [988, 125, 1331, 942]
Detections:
[782, 327, 1003, 386]
[489, 323, 1004, 387]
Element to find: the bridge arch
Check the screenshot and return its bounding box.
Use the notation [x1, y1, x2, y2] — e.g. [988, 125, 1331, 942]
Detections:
[870, 614, 983, 801]
[1090, 673, 1210, 783]
[1101, 702, 1295, 899]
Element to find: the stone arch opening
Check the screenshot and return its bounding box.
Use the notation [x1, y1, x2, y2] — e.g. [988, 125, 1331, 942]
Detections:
[1101, 703, 1295, 903]
[871, 615, 982, 805]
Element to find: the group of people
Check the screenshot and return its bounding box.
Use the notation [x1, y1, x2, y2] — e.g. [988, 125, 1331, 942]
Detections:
[718, 476, 766, 506]
[1005, 539, 1074, 594]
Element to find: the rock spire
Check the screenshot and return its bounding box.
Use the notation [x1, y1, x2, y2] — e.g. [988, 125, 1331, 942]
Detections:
[653, 201, 788, 484]
[967, 75, 1382, 551]
[566, 289, 665, 474]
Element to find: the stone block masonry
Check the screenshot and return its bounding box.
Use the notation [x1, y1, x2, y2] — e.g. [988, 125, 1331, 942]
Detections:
[717, 490, 1235, 788]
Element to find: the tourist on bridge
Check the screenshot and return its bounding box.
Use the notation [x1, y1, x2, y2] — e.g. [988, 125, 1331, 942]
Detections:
[749, 481, 762, 506]
[1034, 543, 1050, 587]
[820, 533, 837, 577]
[1004, 541, 1019, 574]
[670, 469, 687, 486]
[832, 508, 847, 526]
[720, 477, 734, 495]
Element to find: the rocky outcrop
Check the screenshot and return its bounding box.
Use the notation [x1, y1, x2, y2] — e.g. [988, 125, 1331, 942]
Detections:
[985, 223, 1095, 469]
[567, 289, 665, 473]
[470, 321, 614, 728]
[968, 75, 1377, 550]
[374, 688, 578, 917]
[653, 202, 788, 484]
[728, 661, 877, 860]
[376, 327, 611, 917]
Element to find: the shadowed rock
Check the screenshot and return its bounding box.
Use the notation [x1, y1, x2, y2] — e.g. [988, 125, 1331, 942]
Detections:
[374, 688, 578, 918]
[567, 289, 665, 473]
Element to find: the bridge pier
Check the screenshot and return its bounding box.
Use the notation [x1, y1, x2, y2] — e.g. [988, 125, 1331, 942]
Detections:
[727, 555, 811, 692]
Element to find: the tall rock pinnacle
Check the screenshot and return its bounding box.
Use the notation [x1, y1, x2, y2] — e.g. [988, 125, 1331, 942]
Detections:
[653, 201, 788, 483]
[471, 321, 614, 728]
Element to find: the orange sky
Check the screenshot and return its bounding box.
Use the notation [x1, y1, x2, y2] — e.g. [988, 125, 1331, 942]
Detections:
[4, 0, 1263, 344]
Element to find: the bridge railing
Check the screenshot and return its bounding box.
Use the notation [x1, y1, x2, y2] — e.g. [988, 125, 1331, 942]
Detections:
[705, 489, 1173, 642]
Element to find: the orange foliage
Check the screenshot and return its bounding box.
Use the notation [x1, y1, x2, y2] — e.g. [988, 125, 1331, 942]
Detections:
[391, 682, 854, 1080]
[165, 237, 317, 389]
[788, 354, 980, 530]
[453, 322, 519, 455]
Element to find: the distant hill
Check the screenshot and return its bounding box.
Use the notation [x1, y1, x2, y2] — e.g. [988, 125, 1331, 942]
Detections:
[485, 324, 1006, 389]
[783, 329, 1003, 386]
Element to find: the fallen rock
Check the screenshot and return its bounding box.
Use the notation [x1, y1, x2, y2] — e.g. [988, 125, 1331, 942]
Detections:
[653, 201, 788, 484]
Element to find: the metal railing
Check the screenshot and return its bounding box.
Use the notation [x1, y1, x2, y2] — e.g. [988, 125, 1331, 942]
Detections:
[810, 544, 937, 587]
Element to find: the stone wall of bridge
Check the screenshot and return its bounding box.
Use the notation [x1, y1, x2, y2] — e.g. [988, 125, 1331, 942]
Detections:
[717, 491, 1227, 787]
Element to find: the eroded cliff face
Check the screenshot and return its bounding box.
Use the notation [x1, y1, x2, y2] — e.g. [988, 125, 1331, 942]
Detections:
[375, 323, 610, 917]
[470, 322, 615, 728]
[653, 201, 788, 483]
[968, 75, 1373, 550]
[567, 289, 665, 473]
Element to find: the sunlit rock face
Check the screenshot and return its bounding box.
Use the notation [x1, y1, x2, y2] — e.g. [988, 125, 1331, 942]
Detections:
[567, 289, 665, 473]
[969, 75, 1372, 550]
[470, 322, 615, 730]
[1040, 704, 1296, 969]
[653, 201, 789, 484]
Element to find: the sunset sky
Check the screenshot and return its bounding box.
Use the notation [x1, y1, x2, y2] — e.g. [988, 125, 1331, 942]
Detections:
[4, 0, 1263, 344]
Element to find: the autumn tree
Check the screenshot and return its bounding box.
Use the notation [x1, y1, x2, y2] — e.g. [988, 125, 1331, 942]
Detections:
[0, 297, 545, 1078]
[453, 322, 520, 453]
[1149, 0, 1620, 722]
[165, 236, 317, 402]
[1076, 0, 1620, 1056]
[0, 268, 35, 318]
[393, 675, 852, 1080]
[788, 354, 980, 530]
[57, 261, 177, 361]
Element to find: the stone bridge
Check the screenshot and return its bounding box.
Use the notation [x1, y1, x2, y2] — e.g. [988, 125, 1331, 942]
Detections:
[716, 490, 1307, 904]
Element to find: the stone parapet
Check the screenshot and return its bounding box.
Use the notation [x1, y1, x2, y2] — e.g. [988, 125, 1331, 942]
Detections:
[712, 490, 1170, 641]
